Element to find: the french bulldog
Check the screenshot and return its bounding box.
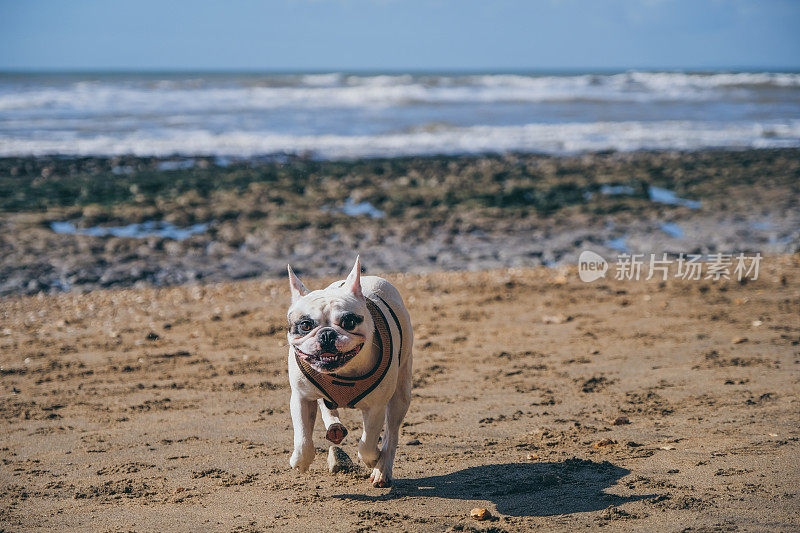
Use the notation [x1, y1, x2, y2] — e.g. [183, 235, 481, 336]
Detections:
[286, 256, 413, 487]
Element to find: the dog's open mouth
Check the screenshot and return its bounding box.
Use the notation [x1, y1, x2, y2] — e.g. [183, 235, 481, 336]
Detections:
[294, 344, 363, 372]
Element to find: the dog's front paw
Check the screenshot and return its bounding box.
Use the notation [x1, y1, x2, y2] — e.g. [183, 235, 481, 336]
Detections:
[325, 423, 348, 445]
[289, 445, 315, 472]
[357, 441, 380, 468]
[370, 467, 392, 487]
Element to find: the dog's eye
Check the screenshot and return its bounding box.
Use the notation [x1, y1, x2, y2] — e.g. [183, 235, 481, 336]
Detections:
[297, 320, 314, 333]
[339, 314, 361, 331]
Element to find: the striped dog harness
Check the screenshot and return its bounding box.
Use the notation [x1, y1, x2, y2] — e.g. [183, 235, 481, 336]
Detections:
[294, 296, 402, 409]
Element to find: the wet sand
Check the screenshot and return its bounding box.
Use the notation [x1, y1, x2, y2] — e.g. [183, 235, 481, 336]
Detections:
[2, 255, 799, 531]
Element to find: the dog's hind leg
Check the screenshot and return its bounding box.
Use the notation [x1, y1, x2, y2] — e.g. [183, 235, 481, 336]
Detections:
[370, 361, 412, 487]
[358, 405, 384, 469]
[318, 399, 348, 444]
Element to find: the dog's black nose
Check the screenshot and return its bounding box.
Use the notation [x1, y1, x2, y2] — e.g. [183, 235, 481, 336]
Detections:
[318, 328, 338, 351]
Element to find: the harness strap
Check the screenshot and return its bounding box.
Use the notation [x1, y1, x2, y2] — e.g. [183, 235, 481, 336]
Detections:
[294, 297, 396, 409]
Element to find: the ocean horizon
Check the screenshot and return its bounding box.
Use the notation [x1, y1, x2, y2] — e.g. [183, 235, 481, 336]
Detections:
[1, 69, 799, 159]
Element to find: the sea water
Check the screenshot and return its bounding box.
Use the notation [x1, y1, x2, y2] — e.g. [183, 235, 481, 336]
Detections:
[1, 71, 799, 158]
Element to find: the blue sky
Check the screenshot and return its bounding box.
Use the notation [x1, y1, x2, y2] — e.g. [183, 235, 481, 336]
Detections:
[1, 0, 798, 71]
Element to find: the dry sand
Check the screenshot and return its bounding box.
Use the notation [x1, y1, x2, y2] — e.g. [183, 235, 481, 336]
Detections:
[1, 255, 799, 531]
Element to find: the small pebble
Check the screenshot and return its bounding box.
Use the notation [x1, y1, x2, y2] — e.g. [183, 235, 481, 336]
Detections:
[593, 438, 616, 448]
[731, 336, 748, 344]
[406, 439, 421, 446]
[470, 508, 492, 521]
[612, 416, 630, 425]
[542, 314, 571, 324]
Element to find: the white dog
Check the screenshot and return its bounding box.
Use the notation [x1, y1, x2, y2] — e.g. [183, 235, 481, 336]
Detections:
[286, 256, 413, 487]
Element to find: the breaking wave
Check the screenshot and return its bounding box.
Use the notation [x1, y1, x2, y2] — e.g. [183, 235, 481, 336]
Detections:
[2, 120, 798, 159]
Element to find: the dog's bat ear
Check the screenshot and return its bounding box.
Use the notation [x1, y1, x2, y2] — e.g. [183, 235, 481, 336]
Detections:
[287, 264, 309, 303]
[344, 255, 363, 299]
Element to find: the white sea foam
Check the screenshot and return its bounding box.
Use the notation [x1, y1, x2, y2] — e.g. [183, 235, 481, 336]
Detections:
[2, 120, 798, 158]
[1, 71, 798, 113]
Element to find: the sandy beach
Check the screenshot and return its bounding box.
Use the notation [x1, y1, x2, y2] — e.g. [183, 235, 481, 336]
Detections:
[2, 254, 798, 531]
[3, 5, 800, 531]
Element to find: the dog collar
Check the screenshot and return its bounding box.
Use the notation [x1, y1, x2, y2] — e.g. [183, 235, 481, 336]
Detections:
[294, 296, 399, 409]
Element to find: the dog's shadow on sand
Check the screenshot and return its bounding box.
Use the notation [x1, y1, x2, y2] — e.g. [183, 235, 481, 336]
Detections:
[335, 458, 648, 517]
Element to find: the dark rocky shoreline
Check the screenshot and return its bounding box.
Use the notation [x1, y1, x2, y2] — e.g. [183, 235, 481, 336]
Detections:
[1, 149, 798, 296]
